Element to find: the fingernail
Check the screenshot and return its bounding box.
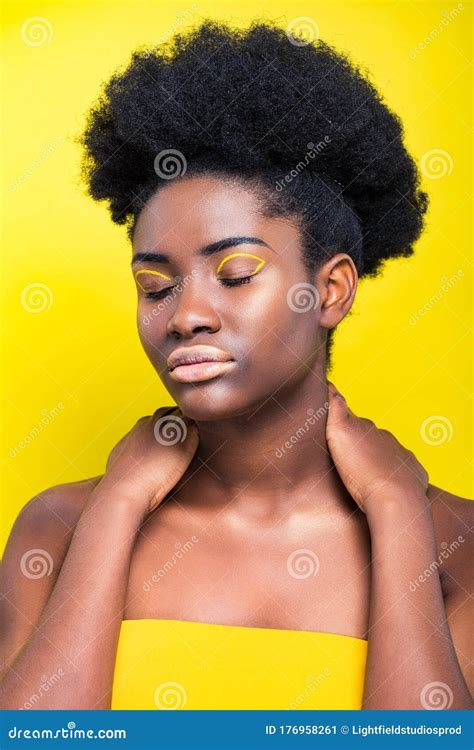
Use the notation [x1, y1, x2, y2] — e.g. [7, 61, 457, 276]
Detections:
[328, 382, 344, 400]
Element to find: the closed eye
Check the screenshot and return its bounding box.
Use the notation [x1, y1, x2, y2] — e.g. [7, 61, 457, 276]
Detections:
[219, 276, 253, 287]
[144, 287, 176, 299]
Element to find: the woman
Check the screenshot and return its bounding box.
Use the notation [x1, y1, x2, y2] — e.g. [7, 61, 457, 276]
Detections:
[0, 20, 472, 711]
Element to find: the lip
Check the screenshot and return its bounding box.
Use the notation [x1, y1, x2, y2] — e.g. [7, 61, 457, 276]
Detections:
[167, 345, 236, 383]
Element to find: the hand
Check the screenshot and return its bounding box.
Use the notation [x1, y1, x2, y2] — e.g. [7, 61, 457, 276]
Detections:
[326, 382, 429, 515]
[99, 406, 199, 516]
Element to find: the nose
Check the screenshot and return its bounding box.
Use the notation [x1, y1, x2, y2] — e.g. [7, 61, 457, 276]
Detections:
[166, 280, 221, 340]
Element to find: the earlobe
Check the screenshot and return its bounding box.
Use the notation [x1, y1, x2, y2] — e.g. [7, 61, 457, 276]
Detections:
[317, 253, 358, 330]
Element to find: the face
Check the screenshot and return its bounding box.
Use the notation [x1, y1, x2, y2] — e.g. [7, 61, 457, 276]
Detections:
[132, 175, 330, 421]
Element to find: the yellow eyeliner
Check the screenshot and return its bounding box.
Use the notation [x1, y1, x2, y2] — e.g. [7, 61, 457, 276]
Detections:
[216, 252, 267, 275]
[134, 268, 173, 292]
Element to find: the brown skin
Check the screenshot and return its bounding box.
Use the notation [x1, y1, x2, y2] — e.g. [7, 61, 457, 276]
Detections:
[0, 175, 472, 709]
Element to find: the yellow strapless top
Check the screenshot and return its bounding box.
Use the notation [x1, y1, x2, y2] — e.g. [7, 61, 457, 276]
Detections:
[111, 619, 367, 710]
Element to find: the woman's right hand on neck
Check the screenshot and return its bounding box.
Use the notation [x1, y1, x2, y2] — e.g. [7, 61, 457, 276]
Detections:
[94, 406, 199, 521]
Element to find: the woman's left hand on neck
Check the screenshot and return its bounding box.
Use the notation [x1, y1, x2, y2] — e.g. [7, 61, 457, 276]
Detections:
[325, 381, 430, 523]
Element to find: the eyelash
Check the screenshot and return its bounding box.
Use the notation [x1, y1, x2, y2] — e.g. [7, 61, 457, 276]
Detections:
[144, 288, 175, 300]
[220, 276, 253, 287]
[143, 275, 253, 299]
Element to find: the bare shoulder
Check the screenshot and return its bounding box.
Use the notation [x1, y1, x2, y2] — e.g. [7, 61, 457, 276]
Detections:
[428, 483, 473, 542]
[0, 476, 103, 672]
[13, 475, 104, 541]
[2, 475, 104, 585]
[426, 484, 473, 686]
[427, 483, 473, 595]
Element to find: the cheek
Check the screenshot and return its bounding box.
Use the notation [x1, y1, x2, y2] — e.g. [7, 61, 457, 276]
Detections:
[136, 304, 167, 362]
[235, 283, 322, 381]
[244, 280, 321, 349]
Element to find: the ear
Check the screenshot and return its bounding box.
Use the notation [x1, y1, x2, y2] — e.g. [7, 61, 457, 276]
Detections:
[314, 253, 358, 330]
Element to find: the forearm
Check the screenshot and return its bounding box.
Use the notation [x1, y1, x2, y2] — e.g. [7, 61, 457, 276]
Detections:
[0, 485, 143, 709]
[363, 493, 472, 709]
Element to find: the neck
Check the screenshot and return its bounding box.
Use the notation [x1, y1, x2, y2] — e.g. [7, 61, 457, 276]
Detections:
[177, 371, 349, 515]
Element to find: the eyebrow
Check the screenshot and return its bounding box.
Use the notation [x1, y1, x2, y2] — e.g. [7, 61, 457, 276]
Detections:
[131, 236, 274, 266]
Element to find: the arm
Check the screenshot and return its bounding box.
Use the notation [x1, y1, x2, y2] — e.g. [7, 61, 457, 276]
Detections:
[0, 407, 199, 709]
[325, 383, 473, 709]
[0, 483, 145, 709]
[363, 492, 472, 709]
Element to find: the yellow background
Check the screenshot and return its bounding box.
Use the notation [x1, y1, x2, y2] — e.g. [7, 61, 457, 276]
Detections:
[1, 0, 472, 552]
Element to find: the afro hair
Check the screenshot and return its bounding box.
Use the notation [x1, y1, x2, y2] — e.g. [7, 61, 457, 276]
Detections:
[80, 19, 428, 279]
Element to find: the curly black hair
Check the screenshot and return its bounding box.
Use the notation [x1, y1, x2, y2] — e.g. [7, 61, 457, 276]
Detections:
[80, 19, 428, 281]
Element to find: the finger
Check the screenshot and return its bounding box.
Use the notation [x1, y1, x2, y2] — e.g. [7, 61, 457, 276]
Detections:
[327, 381, 350, 415]
[327, 382, 344, 400]
[327, 381, 359, 417]
[172, 406, 197, 427]
[151, 405, 177, 420]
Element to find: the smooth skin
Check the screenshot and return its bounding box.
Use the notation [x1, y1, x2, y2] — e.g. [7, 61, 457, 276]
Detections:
[0, 176, 472, 709]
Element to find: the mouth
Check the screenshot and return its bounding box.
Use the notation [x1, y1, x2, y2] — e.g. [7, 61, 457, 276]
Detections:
[167, 345, 236, 384]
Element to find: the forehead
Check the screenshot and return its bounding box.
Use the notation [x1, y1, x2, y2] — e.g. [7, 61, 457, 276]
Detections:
[132, 175, 303, 261]
[133, 176, 261, 243]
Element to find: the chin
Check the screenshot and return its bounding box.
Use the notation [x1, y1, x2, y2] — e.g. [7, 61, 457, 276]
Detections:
[166, 381, 255, 423]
